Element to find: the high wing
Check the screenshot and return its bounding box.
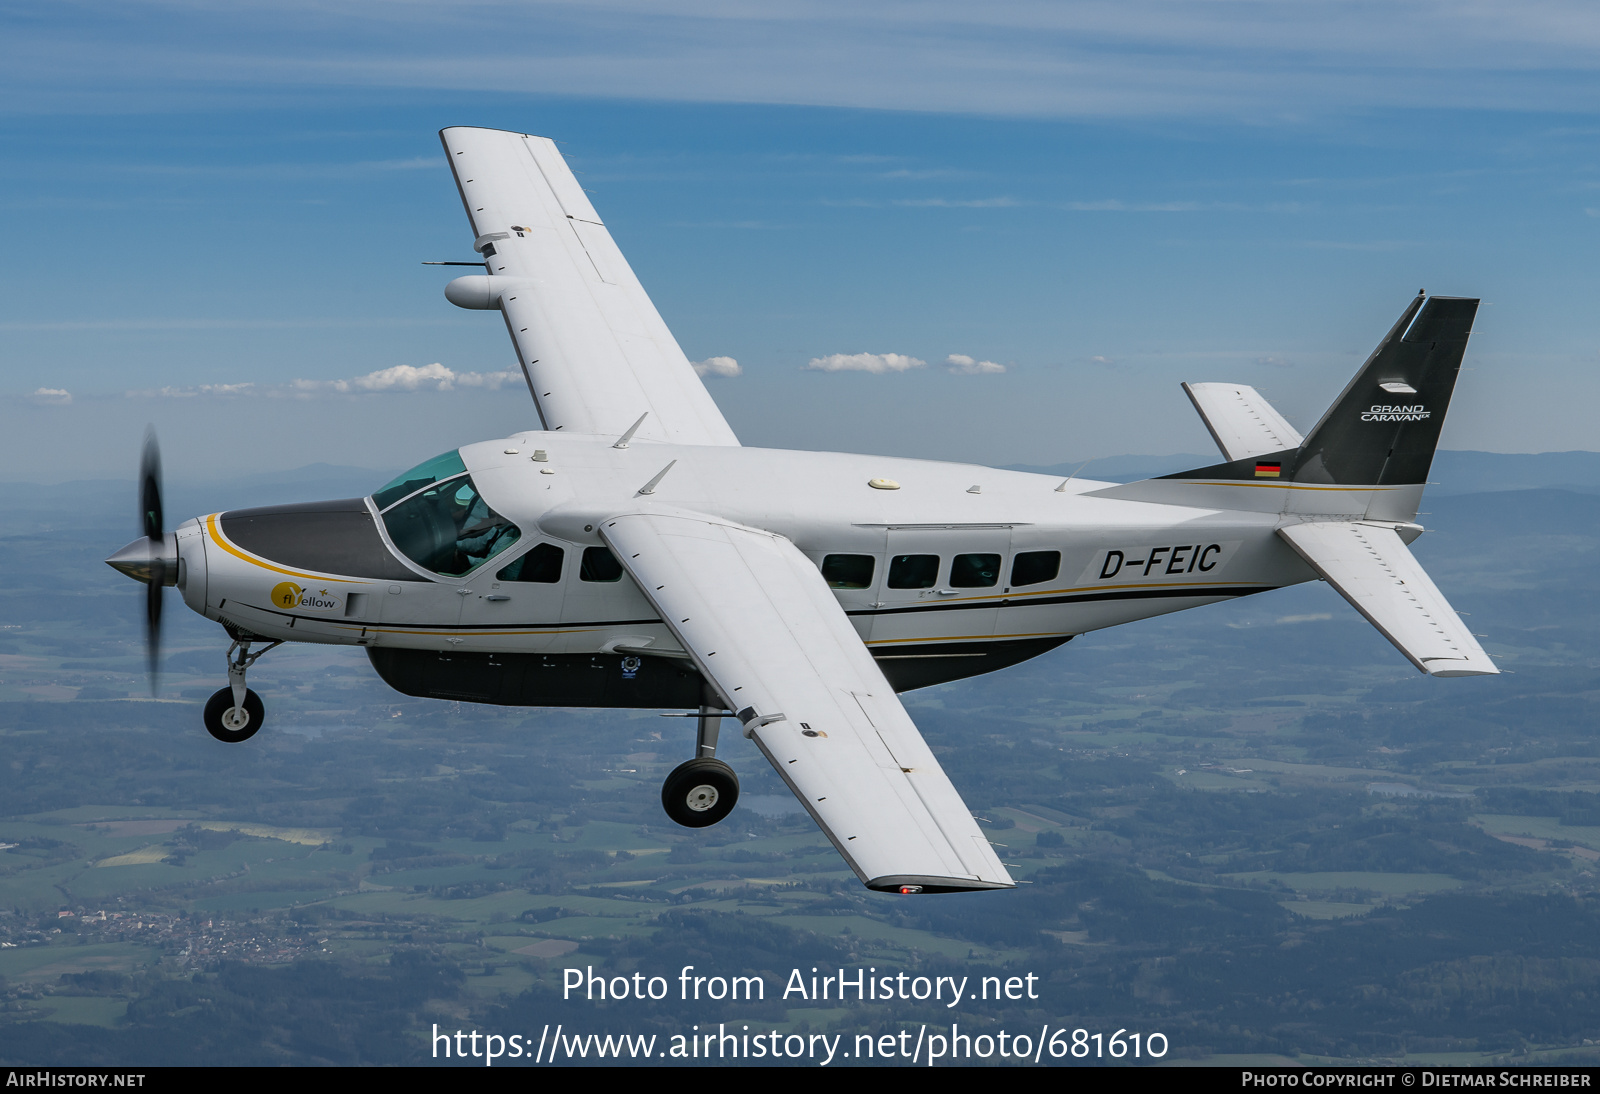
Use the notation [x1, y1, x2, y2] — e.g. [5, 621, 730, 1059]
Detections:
[440, 127, 739, 447]
[1278, 521, 1498, 678]
[1183, 382, 1303, 462]
[598, 510, 1014, 893]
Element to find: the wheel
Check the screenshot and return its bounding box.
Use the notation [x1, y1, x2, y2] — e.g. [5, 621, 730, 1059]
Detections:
[660, 758, 739, 828]
[203, 687, 264, 743]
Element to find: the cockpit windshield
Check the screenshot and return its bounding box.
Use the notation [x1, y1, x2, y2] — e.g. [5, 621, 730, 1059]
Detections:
[380, 473, 521, 577]
[372, 450, 468, 511]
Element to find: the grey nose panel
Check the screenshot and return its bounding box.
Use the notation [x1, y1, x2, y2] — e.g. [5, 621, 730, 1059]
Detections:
[220, 499, 425, 582]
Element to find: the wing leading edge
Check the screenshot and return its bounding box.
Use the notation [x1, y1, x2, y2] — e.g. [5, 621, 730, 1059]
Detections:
[440, 127, 739, 447]
[598, 510, 1013, 893]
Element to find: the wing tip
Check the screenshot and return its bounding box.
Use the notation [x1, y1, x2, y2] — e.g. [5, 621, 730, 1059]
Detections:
[867, 874, 1016, 895]
[439, 125, 550, 141]
[1422, 661, 1501, 678]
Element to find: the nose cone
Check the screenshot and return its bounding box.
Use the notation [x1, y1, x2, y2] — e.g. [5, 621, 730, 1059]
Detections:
[106, 535, 177, 586]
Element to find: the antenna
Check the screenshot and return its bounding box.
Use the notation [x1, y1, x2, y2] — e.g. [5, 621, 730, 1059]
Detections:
[614, 412, 649, 450]
[1055, 458, 1094, 492]
[638, 460, 677, 496]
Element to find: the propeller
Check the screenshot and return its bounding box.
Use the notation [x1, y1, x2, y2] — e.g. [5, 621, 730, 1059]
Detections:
[106, 428, 174, 693]
[140, 430, 164, 689]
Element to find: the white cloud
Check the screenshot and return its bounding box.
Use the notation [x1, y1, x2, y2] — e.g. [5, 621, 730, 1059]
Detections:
[291, 364, 521, 394]
[1089, 355, 1118, 368]
[12, 2, 1600, 121]
[29, 387, 71, 405]
[122, 382, 257, 398]
[126, 365, 522, 399]
[946, 354, 1006, 375]
[806, 352, 926, 374]
[693, 356, 743, 377]
[9, 1, 1600, 128]
[1255, 355, 1292, 368]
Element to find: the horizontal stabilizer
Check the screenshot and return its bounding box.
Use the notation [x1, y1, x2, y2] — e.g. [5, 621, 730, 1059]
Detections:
[1277, 521, 1498, 677]
[1183, 382, 1304, 462]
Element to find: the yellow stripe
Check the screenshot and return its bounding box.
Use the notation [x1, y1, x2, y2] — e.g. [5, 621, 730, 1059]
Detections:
[206, 513, 374, 584]
[333, 625, 609, 638]
[1180, 480, 1397, 492]
[866, 631, 1067, 646]
[1011, 579, 1261, 600]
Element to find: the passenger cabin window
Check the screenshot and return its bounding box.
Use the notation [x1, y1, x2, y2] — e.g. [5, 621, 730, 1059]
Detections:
[950, 553, 1001, 588]
[1011, 550, 1061, 587]
[580, 546, 624, 582]
[380, 474, 520, 577]
[498, 542, 564, 583]
[888, 554, 939, 589]
[821, 554, 874, 589]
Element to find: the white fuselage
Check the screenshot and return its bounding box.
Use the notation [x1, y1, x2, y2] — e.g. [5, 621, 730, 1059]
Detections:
[173, 432, 1322, 669]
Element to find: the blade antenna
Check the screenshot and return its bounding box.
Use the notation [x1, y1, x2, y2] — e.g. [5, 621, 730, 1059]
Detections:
[1056, 458, 1094, 492]
[613, 412, 649, 450]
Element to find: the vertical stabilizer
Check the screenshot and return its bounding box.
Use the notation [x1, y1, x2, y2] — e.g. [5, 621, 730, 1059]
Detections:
[1292, 293, 1477, 485]
[1162, 293, 1478, 490]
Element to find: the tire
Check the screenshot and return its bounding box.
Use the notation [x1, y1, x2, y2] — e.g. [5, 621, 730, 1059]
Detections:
[203, 687, 264, 744]
[661, 758, 739, 828]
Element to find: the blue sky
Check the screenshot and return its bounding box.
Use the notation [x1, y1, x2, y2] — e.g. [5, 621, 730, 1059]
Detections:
[3, 2, 1598, 481]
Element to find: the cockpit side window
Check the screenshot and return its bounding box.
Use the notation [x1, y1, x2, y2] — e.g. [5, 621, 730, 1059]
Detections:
[498, 542, 564, 583]
[372, 450, 468, 511]
[380, 474, 521, 577]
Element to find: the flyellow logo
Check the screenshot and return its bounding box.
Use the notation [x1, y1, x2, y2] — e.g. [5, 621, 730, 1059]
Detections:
[271, 582, 303, 609]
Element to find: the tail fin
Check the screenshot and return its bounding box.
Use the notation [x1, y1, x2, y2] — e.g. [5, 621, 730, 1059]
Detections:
[1293, 292, 1477, 485]
[1168, 292, 1478, 486]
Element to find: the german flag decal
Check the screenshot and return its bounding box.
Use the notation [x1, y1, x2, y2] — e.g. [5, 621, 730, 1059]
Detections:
[1254, 461, 1282, 478]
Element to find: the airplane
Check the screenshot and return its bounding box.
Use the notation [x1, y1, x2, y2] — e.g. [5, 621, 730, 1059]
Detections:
[106, 126, 1497, 896]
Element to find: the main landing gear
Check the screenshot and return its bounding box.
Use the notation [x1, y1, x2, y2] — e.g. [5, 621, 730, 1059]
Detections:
[203, 638, 281, 744]
[661, 704, 739, 827]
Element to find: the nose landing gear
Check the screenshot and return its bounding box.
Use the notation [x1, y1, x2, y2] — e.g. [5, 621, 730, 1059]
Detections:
[661, 704, 739, 827]
[203, 638, 281, 744]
